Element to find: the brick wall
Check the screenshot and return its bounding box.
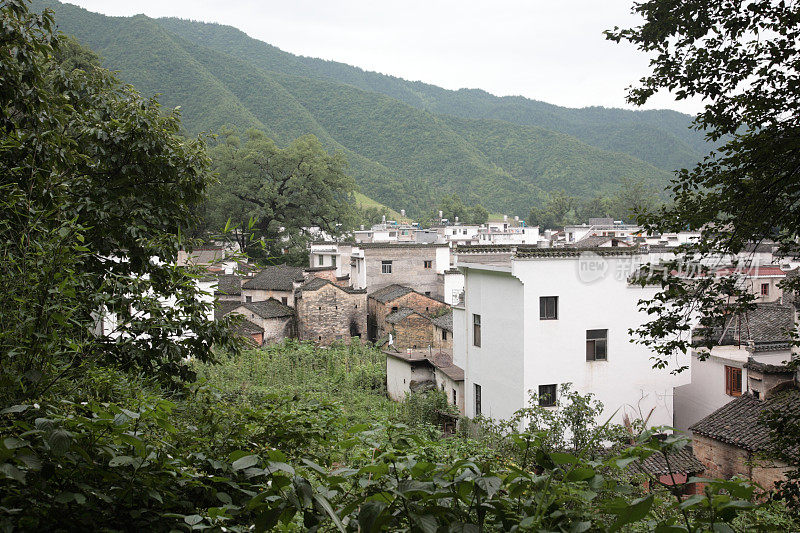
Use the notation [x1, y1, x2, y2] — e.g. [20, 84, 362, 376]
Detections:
[390, 313, 436, 350]
[692, 434, 790, 490]
[369, 291, 450, 341]
[434, 325, 453, 350]
[296, 283, 367, 346]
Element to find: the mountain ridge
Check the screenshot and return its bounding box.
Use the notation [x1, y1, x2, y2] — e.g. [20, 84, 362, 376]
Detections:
[38, 1, 704, 215]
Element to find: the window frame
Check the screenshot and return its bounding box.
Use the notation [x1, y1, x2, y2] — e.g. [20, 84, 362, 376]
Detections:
[725, 365, 742, 396]
[474, 384, 482, 415]
[473, 314, 481, 347]
[538, 384, 557, 407]
[317, 254, 324, 266]
[761, 282, 769, 296]
[423, 260, 432, 269]
[586, 329, 608, 361]
[381, 260, 393, 274]
[539, 296, 558, 320]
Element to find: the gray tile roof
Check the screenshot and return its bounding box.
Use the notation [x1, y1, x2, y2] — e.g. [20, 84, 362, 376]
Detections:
[215, 274, 242, 296]
[629, 445, 705, 477]
[744, 359, 796, 374]
[690, 387, 800, 453]
[298, 277, 367, 294]
[231, 317, 263, 335]
[300, 277, 329, 291]
[718, 303, 795, 347]
[239, 299, 294, 319]
[385, 307, 418, 324]
[431, 311, 453, 332]
[214, 300, 242, 321]
[369, 284, 414, 304]
[241, 265, 305, 291]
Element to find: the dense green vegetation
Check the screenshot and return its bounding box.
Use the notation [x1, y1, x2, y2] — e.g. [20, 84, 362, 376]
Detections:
[30, 0, 688, 217]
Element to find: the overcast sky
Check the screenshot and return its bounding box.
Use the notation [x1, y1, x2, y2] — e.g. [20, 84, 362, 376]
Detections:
[65, 0, 702, 115]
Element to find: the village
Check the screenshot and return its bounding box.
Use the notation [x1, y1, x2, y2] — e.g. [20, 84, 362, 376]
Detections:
[172, 214, 800, 496]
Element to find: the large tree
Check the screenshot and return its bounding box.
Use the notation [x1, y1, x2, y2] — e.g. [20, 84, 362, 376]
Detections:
[206, 128, 358, 261]
[0, 0, 236, 400]
[607, 0, 800, 504]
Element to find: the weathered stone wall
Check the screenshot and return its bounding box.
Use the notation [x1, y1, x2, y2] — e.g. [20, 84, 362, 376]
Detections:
[296, 284, 367, 345]
[230, 308, 294, 345]
[692, 434, 789, 490]
[369, 291, 450, 341]
[365, 247, 444, 297]
[390, 313, 435, 350]
[434, 325, 453, 350]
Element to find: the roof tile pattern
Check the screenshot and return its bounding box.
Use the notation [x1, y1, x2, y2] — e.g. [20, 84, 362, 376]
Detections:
[690, 387, 800, 453]
[239, 299, 294, 319]
[369, 284, 414, 303]
[242, 265, 304, 291]
[215, 274, 242, 296]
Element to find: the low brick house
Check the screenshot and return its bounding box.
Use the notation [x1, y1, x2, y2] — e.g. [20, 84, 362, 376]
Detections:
[690, 381, 799, 490]
[367, 284, 449, 341]
[295, 277, 367, 345]
[241, 265, 305, 306]
[227, 299, 295, 345]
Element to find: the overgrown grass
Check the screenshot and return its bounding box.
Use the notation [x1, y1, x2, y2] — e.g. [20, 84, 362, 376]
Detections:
[198, 340, 400, 426]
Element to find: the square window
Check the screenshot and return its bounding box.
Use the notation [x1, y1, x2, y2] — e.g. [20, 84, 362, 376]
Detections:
[473, 314, 481, 347]
[725, 365, 742, 396]
[539, 296, 558, 320]
[539, 384, 557, 407]
[381, 260, 392, 274]
[245, 295, 252, 303]
[474, 384, 482, 415]
[424, 260, 432, 269]
[586, 329, 608, 361]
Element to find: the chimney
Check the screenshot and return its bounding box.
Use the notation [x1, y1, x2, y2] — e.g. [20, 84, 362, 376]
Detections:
[401, 209, 406, 217]
[439, 210, 443, 219]
[455, 216, 459, 223]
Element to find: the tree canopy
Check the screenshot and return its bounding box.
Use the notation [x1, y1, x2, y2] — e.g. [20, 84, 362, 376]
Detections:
[608, 0, 800, 506]
[205, 128, 358, 262]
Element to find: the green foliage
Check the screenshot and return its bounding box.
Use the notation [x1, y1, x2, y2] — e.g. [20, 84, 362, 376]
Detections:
[31, 0, 709, 217]
[608, 0, 800, 506]
[0, 0, 237, 402]
[399, 389, 457, 429]
[205, 128, 358, 260]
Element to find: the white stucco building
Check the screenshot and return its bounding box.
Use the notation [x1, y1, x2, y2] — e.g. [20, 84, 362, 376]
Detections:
[453, 247, 690, 427]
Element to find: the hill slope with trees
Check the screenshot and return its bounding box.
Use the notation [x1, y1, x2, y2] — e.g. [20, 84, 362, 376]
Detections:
[36, 0, 697, 216]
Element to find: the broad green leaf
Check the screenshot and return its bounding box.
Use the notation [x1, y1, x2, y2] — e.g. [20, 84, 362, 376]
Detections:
[232, 454, 259, 471]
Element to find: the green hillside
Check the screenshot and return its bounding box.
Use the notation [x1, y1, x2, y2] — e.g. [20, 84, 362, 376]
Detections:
[36, 0, 691, 216]
[154, 16, 712, 172]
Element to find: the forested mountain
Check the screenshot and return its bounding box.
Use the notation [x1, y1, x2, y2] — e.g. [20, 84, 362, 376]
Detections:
[36, 0, 708, 216]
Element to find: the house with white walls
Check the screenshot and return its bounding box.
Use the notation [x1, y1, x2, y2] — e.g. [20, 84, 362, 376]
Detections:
[452, 247, 690, 427]
[673, 302, 797, 433]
